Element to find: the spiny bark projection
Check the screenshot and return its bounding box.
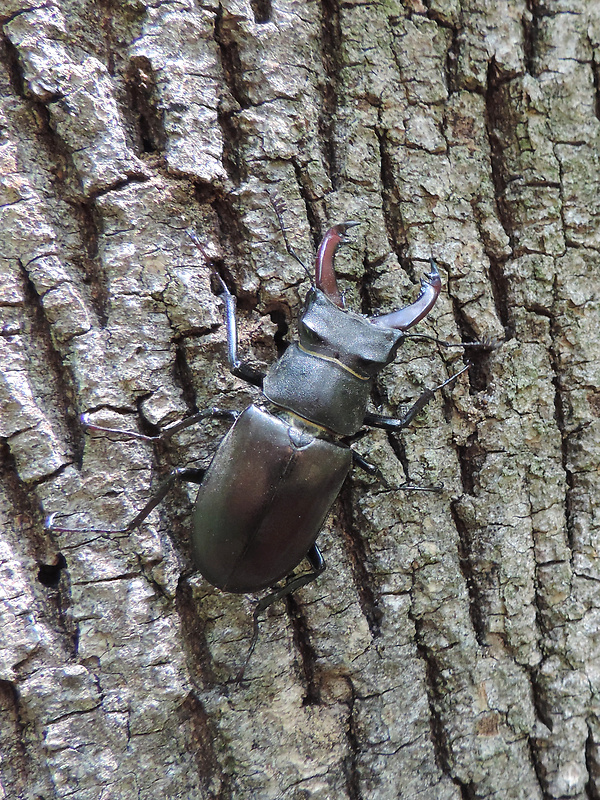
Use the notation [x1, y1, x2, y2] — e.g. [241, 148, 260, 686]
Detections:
[0, 0, 598, 798]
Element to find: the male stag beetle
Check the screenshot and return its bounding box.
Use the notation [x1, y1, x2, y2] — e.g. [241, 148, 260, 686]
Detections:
[49, 213, 473, 680]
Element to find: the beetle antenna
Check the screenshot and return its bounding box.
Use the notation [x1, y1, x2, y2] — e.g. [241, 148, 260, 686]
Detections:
[186, 227, 203, 251]
[186, 228, 214, 265]
[267, 193, 313, 285]
[186, 228, 230, 294]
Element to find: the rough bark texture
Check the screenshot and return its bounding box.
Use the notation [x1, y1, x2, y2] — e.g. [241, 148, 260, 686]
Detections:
[1, 0, 599, 798]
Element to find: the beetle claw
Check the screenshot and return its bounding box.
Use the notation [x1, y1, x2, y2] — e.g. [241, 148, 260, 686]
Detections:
[45, 512, 57, 530]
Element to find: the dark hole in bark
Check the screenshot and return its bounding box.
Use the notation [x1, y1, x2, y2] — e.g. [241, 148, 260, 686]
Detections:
[270, 309, 289, 357]
[250, 0, 271, 23]
[37, 553, 67, 587]
[127, 57, 165, 154]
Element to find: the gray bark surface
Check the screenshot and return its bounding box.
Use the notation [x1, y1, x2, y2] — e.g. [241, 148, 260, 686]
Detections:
[1, 0, 599, 798]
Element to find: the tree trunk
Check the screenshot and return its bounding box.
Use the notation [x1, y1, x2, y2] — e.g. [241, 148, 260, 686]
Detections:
[1, 0, 599, 798]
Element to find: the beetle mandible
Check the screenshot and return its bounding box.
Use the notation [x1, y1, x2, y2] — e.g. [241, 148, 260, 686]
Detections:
[48, 216, 470, 680]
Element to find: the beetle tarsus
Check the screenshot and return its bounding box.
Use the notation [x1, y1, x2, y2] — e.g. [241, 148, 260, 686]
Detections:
[80, 408, 239, 444]
[363, 363, 470, 433]
[45, 511, 126, 535]
[235, 605, 263, 684]
[235, 544, 325, 683]
[402, 333, 500, 350]
[397, 482, 444, 493]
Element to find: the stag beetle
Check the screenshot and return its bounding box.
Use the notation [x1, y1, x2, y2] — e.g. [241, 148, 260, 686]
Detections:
[48, 215, 472, 680]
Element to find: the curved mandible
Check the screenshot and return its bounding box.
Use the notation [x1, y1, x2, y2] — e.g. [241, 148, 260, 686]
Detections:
[315, 222, 360, 307]
[370, 259, 442, 330]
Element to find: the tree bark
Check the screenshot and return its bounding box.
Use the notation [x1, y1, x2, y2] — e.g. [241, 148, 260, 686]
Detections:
[1, 0, 599, 798]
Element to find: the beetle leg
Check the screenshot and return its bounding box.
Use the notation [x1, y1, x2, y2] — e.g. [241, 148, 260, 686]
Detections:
[120, 467, 205, 531]
[45, 467, 206, 534]
[80, 407, 238, 444]
[352, 451, 392, 489]
[215, 275, 266, 388]
[351, 450, 441, 492]
[187, 228, 265, 386]
[236, 544, 325, 682]
[364, 363, 470, 432]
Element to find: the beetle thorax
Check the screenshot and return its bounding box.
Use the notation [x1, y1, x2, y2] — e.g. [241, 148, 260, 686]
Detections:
[262, 289, 404, 436]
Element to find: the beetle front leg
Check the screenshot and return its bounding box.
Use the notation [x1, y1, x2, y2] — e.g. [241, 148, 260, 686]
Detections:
[364, 363, 470, 432]
[214, 275, 266, 389]
[188, 228, 265, 388]
[236, 544, 325, 682]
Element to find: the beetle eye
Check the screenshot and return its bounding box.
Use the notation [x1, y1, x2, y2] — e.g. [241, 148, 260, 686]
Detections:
[303, 329, 324, 347]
